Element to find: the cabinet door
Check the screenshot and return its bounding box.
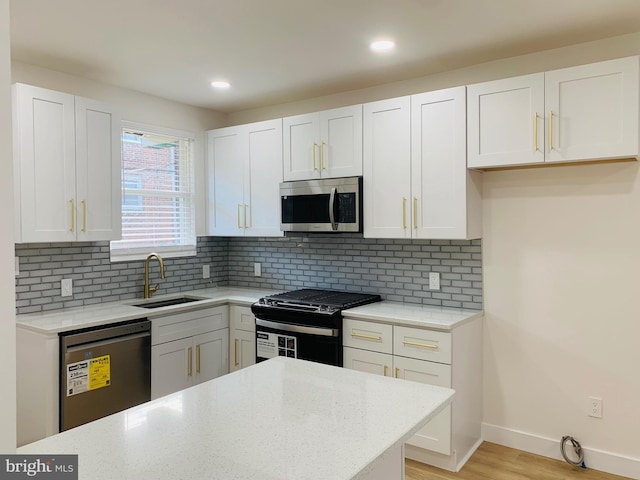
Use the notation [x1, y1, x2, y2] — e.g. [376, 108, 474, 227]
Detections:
[207, 127, 245, 235]
[230, 328, 256, 372]
[75, 97, 121, 241]
[319, 105, 363, 178]
[14, 84, 76, 242]
[230, 305, 256, 332]
[245, 119, 284, 237]
[343, 346, 393, 377]
[194, 328, 229, 384]
[467, 73, 545, 168]
[363, 96, 412, 238]
[283, 112, 320, 181]
[546, 56, 639, 163]
[412, 87, 473, 239]
[151, 337, 193, 400]
[394, 355, 452, 455]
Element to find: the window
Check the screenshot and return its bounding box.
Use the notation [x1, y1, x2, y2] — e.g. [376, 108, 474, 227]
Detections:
[110, 122, 196, 261]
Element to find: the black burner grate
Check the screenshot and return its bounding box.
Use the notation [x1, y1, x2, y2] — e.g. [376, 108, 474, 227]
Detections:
[266, 289, 381, 309]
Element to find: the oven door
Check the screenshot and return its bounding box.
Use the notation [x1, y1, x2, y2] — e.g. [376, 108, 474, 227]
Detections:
[255, 319, 342, 367]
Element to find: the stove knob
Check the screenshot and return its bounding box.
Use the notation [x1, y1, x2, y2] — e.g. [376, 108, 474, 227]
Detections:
[258, 298, 265, 304]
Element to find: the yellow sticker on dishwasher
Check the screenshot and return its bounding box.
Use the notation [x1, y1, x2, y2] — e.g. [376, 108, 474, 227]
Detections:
[66, 355, 111, 396]
[89, 355, 111, 390]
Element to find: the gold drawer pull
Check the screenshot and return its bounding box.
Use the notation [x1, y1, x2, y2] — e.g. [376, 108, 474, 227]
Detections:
[351, 332, 382, 341]
[187, 347, 193, 376]
[234, 338, 239, 366]
[402, 340, 438, 349]
[401, 197, 407, 229]
[383, 365, 388, 376]
[69, 199, 75, 233]
[81, 200, 87, 232]
[196, 344, 201, 374]
[395, 367, 400, 378]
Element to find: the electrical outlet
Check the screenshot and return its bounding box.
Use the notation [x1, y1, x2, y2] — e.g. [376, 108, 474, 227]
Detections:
[202, 265, 210, 279]
[588, 396, 603, 418]
[61, 279, 73, 297]
[429, 272, 440, 290]
[254, 262, 262, 277]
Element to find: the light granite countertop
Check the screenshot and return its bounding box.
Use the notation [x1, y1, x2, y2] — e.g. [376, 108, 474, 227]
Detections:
[18, 357, 454, 480]
[343, 301, 483, 331]
[16, 286, 483, 335]
[15, 287, 280, 334]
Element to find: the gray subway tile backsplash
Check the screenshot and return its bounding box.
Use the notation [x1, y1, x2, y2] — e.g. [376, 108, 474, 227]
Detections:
[15, 235, 482, 314]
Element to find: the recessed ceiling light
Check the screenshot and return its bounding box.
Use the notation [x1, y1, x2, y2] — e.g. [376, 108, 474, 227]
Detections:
[211, 81, 231, 89]
[370, 40, 395, 53]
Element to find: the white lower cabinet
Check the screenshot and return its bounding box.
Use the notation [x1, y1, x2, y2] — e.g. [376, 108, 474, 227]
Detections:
[151, 306, 229, 399]
[229, 305, 256, 372]
[343, 316, 483, 472]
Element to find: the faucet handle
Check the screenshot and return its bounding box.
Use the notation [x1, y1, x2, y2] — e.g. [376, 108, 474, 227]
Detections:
[149, 284, 159, 294]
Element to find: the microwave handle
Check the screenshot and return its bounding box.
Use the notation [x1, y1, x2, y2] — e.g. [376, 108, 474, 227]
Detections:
[329, 187, 337, 231]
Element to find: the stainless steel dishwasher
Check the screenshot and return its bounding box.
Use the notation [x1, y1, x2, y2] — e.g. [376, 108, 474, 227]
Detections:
[59, 319, 151, 431]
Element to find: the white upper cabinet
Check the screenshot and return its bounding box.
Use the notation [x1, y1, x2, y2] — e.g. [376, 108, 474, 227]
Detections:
[467, 74, 545, 168]
[545, 57, 639, 163]
[411, 87, 481, 240]
[364, 90, 481, 240]
[363, 96, 412, 239]
[468, 56, 639, 168]
[207, 126, 245, 236]
[13, 84, 121, 243]
[207, 119, 283, 237]
[283, 105, 362, 181]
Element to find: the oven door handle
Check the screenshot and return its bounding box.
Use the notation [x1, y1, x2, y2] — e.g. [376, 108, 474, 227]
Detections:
[256, 319, 339, 337]
[329, 187, 337, 231]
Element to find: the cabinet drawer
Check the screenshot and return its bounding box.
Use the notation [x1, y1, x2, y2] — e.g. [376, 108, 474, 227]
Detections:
[393, 326, 451, 364]
[230, 305, 255, 332]
[343, 318, 393, 354]
[151, 306, 229, 345]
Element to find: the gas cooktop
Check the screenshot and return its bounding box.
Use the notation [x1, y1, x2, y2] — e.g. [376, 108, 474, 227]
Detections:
[258, 288, 381, 310]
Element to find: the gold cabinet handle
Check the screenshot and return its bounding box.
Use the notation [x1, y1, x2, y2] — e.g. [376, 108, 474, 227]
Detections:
[187, 347, 193, 377]
[237, 204, 241, 229]
[395, 367, 400, 378]
[321, 141, 326, 170]
[196, 344, 201, 374]
[402, 340, 438, 350]
[549, 111, 554, 151]
[351, 332, 382, 341]
[69, 199, 75, 233]
[413, 197, 417, 230]
[312, 143, 318, 171]
[402, 197, 407, 229]
[383, 365, 388, 376]
[81, 200, 87, 232]
[234, 338, 239, 366]
[243, 204, 248, 229]
[534, 113, 539, 152]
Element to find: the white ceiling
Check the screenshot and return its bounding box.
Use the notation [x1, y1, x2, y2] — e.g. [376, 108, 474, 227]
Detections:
[9, 0, 640, 113]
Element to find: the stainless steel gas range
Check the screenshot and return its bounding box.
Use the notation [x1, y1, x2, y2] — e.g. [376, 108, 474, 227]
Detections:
[251, 289, 381, 367]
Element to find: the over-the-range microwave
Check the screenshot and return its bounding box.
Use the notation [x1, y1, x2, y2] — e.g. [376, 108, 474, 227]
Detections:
[280, 176, 363, 233]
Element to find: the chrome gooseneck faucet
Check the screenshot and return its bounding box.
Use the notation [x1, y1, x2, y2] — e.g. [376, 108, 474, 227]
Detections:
[144, 252, 165, 299]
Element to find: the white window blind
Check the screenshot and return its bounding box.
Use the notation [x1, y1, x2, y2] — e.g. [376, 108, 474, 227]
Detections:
[110, 123, 196, 262]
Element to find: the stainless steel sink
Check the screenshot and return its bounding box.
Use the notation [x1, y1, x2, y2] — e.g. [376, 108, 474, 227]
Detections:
[131, 295, 208, 309]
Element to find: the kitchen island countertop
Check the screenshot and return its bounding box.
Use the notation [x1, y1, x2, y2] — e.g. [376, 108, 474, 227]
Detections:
[18, 356, 454, 480]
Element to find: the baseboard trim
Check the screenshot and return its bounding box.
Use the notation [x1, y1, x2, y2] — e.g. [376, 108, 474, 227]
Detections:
[482, 422, 640, 480]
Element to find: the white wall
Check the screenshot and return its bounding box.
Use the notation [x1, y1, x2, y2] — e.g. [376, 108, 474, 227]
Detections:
[230, 32, 640, 475]
[228, 32, 640, 125]
[0, 0, 16, 452]
[11, 61, 227, 235]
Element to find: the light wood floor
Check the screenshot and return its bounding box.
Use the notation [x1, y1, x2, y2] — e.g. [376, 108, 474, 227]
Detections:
[405, 442, 632, 480]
